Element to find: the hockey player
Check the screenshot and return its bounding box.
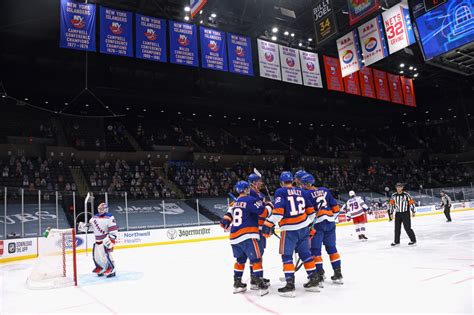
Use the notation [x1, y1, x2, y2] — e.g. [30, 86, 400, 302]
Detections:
[300, 173, 343, 284]
[341, 190, 369, 240]
[88, 202, 118, 278]
[248, 173, 272, 289]
[262, 171, 320, 297]
[293, 170, 307, 188]
[220, 181, 269, 296]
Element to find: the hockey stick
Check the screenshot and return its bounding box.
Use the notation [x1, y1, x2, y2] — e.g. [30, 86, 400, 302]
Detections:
[253, 168, 273, 202]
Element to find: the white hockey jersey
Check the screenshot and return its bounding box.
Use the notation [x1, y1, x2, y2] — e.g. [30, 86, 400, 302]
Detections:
[342, 196, 368, 218]
[89, 213, 119, 242]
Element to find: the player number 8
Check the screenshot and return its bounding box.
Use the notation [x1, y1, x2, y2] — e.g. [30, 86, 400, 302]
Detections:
[233, 208, 243, 227]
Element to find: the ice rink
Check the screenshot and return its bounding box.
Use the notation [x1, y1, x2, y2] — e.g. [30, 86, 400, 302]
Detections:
[1, 211, 473, 314]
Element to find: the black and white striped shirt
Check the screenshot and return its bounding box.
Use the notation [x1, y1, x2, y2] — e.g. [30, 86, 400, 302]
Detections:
[441, 195, 452, 207]
[389, 192, 415, 214]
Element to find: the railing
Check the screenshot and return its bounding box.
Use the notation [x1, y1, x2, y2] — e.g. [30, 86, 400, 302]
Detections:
[0, 187, 230, 240]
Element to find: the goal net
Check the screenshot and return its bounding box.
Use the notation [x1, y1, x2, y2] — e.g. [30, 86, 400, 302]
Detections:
[27, 228, 78, 289]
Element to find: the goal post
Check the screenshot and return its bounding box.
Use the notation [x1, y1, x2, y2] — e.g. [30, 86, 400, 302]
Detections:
[27, 228, 78, 289]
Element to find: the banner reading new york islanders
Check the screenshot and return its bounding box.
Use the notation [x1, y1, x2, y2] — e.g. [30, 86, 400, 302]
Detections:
[60, 0, 96, 51]
[169, 21, 198, 67]
[100, 6, 133, 57]
[299, 50, 323, 88]
[257, 39, 281, 81]
[344, 72, 361, 95]
[323, 55, 344, 92]
[401, 77, 416, 107]
[359, 67, 376, 99]
[279, 45, 303, 85]
[387, 73, 404, 104]
[136, 14, 167, 62]
[200, 27, 228, 71]
[373, 69, 390, 101]
[227, 33, 253, 76]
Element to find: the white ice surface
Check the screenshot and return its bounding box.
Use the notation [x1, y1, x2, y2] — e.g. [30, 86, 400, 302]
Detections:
[1, 211, 473, 314]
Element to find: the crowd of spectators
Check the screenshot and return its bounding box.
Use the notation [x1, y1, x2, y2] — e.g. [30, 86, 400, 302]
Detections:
[81, 159, 176, 199]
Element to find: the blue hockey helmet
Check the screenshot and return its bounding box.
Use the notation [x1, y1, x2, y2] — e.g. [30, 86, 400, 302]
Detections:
[248, 173, 261, 183]
[300, 173, 315, 185]
[294, 170, 307, 180]
[279, 171, 294, 183]
[234, 180, 250, 193]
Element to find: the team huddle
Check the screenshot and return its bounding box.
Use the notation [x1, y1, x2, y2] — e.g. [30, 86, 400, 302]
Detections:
[220, 170, 369, 297]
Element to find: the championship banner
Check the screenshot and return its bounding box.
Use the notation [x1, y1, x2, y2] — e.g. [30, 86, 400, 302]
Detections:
[344, 73, 361, 95]
[169, 21, 198, 67]
[279, 46, 303, 85]
[387, 73, 404, 104]
[299, 51, 323, 88]
[382, 4, 416, 55]
[257, 39, 281, 81]
[99, 7, 133, 57]
[323, 55, 344, 92]
[348, 0, 380, 25]
[359, 67, 376, 98]
[227, 33, 253, 76]
[337, 30, 363, 78]
[357, 16, 389, 66]
[60, 0, 96, 51]
[200, 27, 228, 71]
[401, 77, 416, 107]
[190, 0, 207, 18]
[312, 0, 338, 44]
[136, 14, 167, 62]
[373, 69, 390, 101]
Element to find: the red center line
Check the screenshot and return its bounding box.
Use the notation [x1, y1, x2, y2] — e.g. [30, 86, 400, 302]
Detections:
[242, 293, 280, 315]
[453, 276, 474, 285]
[421, 270, 458, 282]
[77, 286, 118, 314]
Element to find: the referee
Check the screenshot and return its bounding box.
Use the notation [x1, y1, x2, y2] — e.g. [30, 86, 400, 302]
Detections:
[440, 191, 452, 222]
[389, 183, 417, 247]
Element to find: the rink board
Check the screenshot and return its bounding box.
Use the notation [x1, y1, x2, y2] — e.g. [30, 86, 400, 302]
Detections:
[1, 205, 473, 263]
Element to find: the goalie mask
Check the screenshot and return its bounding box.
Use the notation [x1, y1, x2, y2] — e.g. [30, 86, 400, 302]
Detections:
[98, 202, 109, 214]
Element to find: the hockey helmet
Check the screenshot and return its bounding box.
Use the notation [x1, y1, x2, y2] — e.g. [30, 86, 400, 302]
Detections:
[98, 202, 109, 214]
[279, 171, 294, 183]
[294, 170, 307, 181]
[300, 173, 315, 185]
[235, 180, 250, 194]
[349, 190, 356, 197]
[248, 173, 261, 184]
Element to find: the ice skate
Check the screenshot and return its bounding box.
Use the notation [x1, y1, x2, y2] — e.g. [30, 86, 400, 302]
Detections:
[233, 277, 247, 294]
[250, 276, 269, 296]
[251, 277, 270, 290]
[331, 267, 343, 285]
[303, 272, 321, 292]
[278, 277, 296, 297]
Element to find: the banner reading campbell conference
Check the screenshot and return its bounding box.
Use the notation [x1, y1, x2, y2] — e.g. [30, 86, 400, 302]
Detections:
[359, 67, 376, 98]
[60, 0, 96, 51]
[373, 69, 390, 101]
[257, 39, 281, 81]
[387, 73, 404, 104]
[323, 55, 344, 92]
[99, 6, 133, 57]
[135, 14, 167, 62]
[401, 77, 416, 107]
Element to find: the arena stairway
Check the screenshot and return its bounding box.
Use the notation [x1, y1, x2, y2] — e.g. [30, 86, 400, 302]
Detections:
[155, 166, 184, 199]
[69, 166, 90, 197]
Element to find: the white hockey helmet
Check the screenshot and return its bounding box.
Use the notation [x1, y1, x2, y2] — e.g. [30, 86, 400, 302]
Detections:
[348, 190, 356, 197]
[98, 202, 108, 214]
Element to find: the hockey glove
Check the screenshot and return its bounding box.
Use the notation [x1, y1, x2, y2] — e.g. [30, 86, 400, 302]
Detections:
[219, 215, 232, 231]
[261, 220, 275, 238]
[103, 236, 116, 249]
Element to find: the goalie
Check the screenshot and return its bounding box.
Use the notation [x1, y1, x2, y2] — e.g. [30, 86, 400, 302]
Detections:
[80, 202, 118, 278]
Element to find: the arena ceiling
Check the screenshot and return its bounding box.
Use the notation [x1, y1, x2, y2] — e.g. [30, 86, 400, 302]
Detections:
[0, 0, 472, 125]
